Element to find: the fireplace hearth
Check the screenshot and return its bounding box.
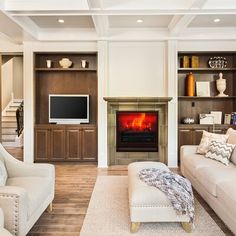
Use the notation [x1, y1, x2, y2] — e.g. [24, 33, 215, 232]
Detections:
[116, 111, 158, 152]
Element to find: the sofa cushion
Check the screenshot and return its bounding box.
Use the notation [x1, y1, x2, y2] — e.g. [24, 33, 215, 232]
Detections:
[182, 152, 224, 178]
[196, 165, 236, 196]
[0, 160, 8, 187]
[196, 131, 228, 155]
[216, 182, 236, 217]
[226, 128, 236, 165]
[205, 141, 235, 166]
[6, 177, 52, 217]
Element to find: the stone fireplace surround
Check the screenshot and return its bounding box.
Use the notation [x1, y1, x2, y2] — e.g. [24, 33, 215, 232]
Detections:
[104, 97, 172, 165]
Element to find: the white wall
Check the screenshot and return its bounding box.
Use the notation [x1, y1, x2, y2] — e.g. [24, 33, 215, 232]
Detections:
[13, 56, 23, 99]
[1, 59, 13, 110]
[108, 42, 167, 96]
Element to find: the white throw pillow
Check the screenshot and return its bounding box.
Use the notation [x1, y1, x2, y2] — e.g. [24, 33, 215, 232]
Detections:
[205, 140, 235, 166]
[226, 128, 236, 165]
[196, 130, 228, 155]
[0, 160, 7, 186]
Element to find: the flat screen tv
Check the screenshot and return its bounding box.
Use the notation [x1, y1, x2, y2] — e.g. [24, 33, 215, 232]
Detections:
[49, 94, 89, 124]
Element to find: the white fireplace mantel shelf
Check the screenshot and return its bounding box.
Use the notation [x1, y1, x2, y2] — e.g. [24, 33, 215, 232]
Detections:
[103, 97, 173, 102]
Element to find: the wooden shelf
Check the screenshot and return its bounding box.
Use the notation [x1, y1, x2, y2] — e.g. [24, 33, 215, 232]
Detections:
[178, 96, 236, 100]
[178, 68, 236, 73]
[35, 68, 97, 72]
[179, 124, 236, 128]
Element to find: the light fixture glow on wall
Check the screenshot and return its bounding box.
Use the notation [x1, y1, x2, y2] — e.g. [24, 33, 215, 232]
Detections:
[137, 19, 143, 23]
[213, 18, 220, 23]
[58, 19, 65, 24]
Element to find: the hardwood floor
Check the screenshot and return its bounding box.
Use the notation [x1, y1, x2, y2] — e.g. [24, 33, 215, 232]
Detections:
[5, 148, 233, 236]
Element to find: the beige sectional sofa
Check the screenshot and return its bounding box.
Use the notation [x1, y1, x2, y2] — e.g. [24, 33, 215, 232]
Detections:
[181, 145, 236, 234]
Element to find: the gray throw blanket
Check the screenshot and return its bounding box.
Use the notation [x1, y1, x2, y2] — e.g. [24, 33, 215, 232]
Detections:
[139, 168, 194, 223]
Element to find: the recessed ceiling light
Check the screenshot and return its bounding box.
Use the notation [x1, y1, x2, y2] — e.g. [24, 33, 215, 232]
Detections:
[58, 19, 64, 24]
[214, 18, 220, 23]
[137, 19, 143, 23]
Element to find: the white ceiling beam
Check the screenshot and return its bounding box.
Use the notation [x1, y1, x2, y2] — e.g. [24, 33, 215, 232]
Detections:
[6, 8, 236, 16]
[168, 0, 208, 36]
[87, 0, 109, 37]
[9, 16, 39, 39]
[4, 0, 89, 11]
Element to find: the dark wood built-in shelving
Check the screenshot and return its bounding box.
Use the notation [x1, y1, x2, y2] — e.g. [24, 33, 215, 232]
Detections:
[178, 51, 236, 161]
[34, 52, 98, 163]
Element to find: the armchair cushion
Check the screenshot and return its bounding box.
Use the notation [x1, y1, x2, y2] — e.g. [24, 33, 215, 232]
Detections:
[7, 176, 52, 218]
[0, 160, 7, 186]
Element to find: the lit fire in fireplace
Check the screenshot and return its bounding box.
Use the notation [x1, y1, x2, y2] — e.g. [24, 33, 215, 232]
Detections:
[118, 112, 157, 132]
[116, 111, 158, 152]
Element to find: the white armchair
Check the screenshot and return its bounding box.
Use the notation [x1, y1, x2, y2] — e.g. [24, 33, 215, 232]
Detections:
[0, 144, 55, 236]
[0, 208, 13, 236]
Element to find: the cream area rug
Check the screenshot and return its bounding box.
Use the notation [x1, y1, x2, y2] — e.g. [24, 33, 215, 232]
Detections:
[80, 176, 224, 236]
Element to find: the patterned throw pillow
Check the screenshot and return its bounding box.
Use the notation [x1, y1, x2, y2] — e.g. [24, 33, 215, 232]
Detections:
[205, 141, 235, 166]
[0, 160, 7, 186]
[196, 131, 228, 155]
[226, 128, 236, 165]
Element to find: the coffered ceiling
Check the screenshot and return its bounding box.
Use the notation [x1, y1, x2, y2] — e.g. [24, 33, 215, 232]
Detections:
[0, 0, 236, 43]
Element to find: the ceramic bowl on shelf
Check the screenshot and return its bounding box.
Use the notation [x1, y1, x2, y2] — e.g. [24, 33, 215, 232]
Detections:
[182, 117, 195, 124]
[59, 58, 72, 68]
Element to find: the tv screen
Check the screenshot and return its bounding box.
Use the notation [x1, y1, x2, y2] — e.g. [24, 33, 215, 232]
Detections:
[49, 95, 89, 124]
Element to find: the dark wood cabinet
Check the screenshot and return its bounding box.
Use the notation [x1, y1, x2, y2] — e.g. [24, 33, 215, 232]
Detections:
[82, 128, 97, 161]
[50, 127, 65, 161]
[66, 127, 81, 160]
[35, 125, 97, 162]
[35, 126, 51, 161]
[34, 52, 98, 163]
[178, 52, 236, 161]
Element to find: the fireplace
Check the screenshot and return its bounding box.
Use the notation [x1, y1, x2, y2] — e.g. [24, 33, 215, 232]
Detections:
[116, 111, 158, 152]
[104, 97, 172, 165]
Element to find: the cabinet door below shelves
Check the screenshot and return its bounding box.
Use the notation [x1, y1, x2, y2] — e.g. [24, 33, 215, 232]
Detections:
[82, 128, 97, 161]
[66, 128, 81, 160]
[193, 128, 208, 145]
[35, 128, 50, 161]
[50, 128, 65, 161]
[178, 129, 193, 147]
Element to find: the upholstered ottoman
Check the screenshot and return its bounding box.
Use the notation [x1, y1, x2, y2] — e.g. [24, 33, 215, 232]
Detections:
[128, 162, 193, 233]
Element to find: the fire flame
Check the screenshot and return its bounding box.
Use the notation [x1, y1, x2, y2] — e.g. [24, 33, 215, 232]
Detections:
[118, 112, 157, 132]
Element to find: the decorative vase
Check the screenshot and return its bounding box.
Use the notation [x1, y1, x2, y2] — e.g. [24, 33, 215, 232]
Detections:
[216, 73, 228, 97]
[59, 58, 72, 68]
[81, 60, 87, 68]
[187, 72, 195, 96]
[46, 60, 52, 68]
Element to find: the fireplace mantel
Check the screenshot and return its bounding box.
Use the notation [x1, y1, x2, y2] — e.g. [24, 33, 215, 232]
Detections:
[103, 97, 172, 103]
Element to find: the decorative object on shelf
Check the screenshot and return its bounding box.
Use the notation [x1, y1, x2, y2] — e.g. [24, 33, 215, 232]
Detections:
[180, 56, 190, 68]
[224, 114, 231, 124]
[208, 57, 227, 68]
[59, 58, 72, 68]
[81, 59, 87, 68]
[232, 112, 236, 125]
[187, 72, 195, 96]
[46, 60, 52, 68]
[210, 111, 222, 124]
[196, 81, 210, 97]
[182, 117, 195, 124]
[199, 114, 214, 124]
[216, 73, 228, 97]
[190, 56, 199, 68]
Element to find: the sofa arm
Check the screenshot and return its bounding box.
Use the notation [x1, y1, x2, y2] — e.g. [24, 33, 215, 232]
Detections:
[0, 186, 29, 236]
